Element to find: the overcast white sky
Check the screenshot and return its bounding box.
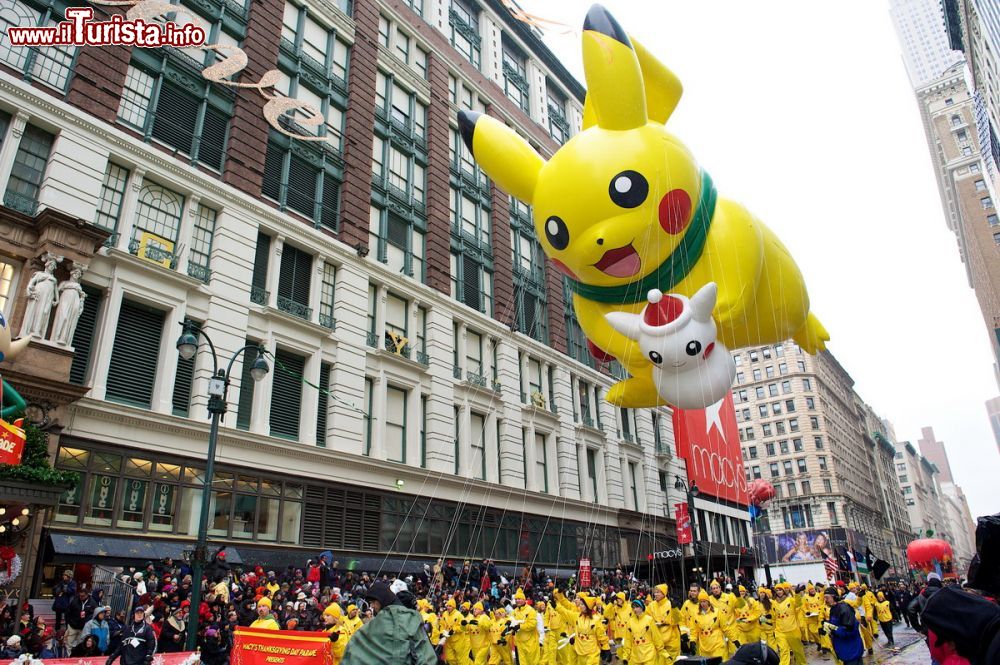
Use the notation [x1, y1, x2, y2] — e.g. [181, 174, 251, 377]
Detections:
[518, 0, 1000, 519]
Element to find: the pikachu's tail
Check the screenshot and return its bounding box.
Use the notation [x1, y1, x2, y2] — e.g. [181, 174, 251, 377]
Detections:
[793, 312, 830, 354]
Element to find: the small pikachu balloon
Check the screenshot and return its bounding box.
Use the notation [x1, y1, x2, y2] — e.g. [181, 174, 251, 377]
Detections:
[0, 311, 29, 363]
[459, 4, 828, 407]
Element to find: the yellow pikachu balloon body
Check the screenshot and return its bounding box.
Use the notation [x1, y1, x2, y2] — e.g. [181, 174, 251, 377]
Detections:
[458, 5, 828, 407]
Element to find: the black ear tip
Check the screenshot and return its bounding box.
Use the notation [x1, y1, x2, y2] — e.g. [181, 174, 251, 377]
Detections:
[583, 4, 631, 48]
[458, 110, 481, 156]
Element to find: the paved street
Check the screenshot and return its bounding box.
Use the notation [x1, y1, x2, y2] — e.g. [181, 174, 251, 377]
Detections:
[799, 625, 926, 664]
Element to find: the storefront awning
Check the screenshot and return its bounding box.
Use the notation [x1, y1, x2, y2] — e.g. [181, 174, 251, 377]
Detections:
[48, 532, 243, 565]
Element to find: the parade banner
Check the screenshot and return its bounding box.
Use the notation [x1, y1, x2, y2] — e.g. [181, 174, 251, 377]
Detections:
[0, 416, 26, 465]
[233, 628, 333, 665]
[578, 557, 592, 588]
[755, 528, 854, 565]
[675, 503, 692, 544]
[672, 394, 748, 505]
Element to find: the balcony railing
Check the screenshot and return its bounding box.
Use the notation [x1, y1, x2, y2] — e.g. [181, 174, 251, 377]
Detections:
[3, 191, 38, 216]
[416, 350, 429, 366]
[453, 365, 463, 380]
[492, 380, 501, 394]
[187, 263, 211, 283]
[581, 414, 594, 428]
[277, 296, 312, 320]
[319, 314, 336, 330]
[250, 286, 269, 306]
[466, 371, 487, 389]
[101, 232, 120, 250]
[366, 331, 379, 348]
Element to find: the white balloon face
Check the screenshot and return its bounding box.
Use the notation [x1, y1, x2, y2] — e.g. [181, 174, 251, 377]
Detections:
[641, 316, 717, 370]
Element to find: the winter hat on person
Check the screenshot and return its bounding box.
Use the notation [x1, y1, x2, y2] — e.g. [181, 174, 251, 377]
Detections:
[579, 594, 598, 611]
[445, 599, 457, 610]
[728, 642, 780, 665]
[710, 580, 721, 590]
[472, 602, 484, 613]
[928, 572, 942, 582]
[513, 588, 526, 601]
[365, 581, 398, 609]
[460, 601, 471, 611]
[346, 604, 357, 614]
[877, 592, 886, 601]
[296, 592, 306, 601]
[655, 584, 668, 596]
[698, 590, 710, 602]
[134, 572, 143, 580]
[322, 603, 342, 618]
[738, 585, 747, 593]
[615, 592, 626, 602]
[257, 597, 272, 609]
[6, 636, 20, 647]
[631, 599, 645, 612]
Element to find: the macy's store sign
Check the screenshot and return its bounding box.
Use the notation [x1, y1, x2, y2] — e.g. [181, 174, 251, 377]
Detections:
[672, 394, 748, 505]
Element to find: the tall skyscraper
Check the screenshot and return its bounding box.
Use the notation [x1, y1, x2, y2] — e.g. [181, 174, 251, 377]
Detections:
[890, 0, 963, 87]
[918, 425, 955, 482]
[987, 396, 1000, 454]
[893, 2, 1000, 384]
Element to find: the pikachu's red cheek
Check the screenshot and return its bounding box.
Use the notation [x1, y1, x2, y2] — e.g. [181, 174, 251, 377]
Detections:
[659, 189, 692, 235]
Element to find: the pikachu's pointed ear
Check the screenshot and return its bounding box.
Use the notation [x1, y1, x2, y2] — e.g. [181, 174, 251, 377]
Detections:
[632, 37, 682, 125]
[458, 111, 543, 203]
[582, 5, 646, 130]
[582, 36, 682, 130]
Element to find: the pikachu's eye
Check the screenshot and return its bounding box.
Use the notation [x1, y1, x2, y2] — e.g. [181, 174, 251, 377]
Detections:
[545, 215, 570, 250]
[609, 170, 648, 208]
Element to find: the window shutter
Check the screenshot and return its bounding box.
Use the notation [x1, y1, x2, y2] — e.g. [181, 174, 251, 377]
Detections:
[387, 213, 408, 248]
[252, 232, 270, 290]
[235, 337, 256, 430]
[320, 174, 339, 230]
[269, 348, 304, 440]
[286, 155, 318, 218]
[278, 244, 311, 306]
[462, 254, 480, 311]
[198, 105, 229, 170]
[151, 81, 199, 156]
[302, 486, 325, 547]
[172, 319, 198, 416]
[105, 300, 165, 408]
[316, 362, 330, 447]
[262, 140, 284, 201]
[69, 285, 103, 385]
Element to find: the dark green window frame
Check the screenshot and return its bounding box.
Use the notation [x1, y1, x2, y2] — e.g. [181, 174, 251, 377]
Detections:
[270, 348, 305, 440]
[4, 123, 54, 217]
[317, 362, 331, 447]
[511, 201, 547, 343]
[235, 336, 259, 430]
[564, 277, 595, 368]
[501, 38, 529, 112]
[448, 0, 480, 68]
[94, 162, 130, 238]
[262, 131, 342, 231]
[277, 242, 313, 320]
[68, 285, 103, 386]
[105, 299, 165, 409]
[0, 0, 79, 92]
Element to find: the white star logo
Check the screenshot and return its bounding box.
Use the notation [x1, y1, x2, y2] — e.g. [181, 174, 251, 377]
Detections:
[705, 399, 726, 440]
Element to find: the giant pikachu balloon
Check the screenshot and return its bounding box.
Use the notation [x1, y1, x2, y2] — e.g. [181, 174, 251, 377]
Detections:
[458, 4, 828, 408]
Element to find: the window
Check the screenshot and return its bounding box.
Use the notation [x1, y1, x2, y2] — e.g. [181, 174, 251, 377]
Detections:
[250, 231, 270, 306]
[68, 285, 102, 385]
[502, 38, 529, 111]
[378, 14, 389, 46]
[762, 423, 773, 437]
[797, 458, 807, 473]
[752, 368, 762, 381]
[903, 486, 912, 495]
[0, 1, 77, 90]
[734, 354, 743, 365]
[316, 362, 330, 446]
[781, 380, 791, 394]
[449, 0, 480, 67]
[280, 1, 349, 102]
[586, 448, 598, 503]
[759, 405, 768, 418]
[277, 243, 312, 320]
[130, 179, 184, 266]
[792, 438, 803, 452]
[975, 179, 987, 192]
[823, 478, 831, 493]
[826, 501, 838, 524]
[117, 59, 231, 170]
[739, 389, 748, 402]
[385, 292, 409, 352]
[5, 124, 54, 215]
[899, 474, 908, 483]
[105, 300, 164, 409]
[262, 132, 341, 231]
[769, 462, 779, 478]
[765, 365, 775, 378]
[363, 378, 373, 455]
[736, 371, 744, 384]
[386, 386, 407, 463]
[450, 251, 492, 315]
[775, 421, 786, 435]
[765, 442, 775, 456]
[652, 413, 666, 453]
[802, 378, 812, 391]
[620, 407, 638, 443]
[749, 350, 759, 362]
[236, 337, 260, 430]
[744, 426, 755, 440]
[789, 418, 799, 432]
[172, 319, 197, 416]
[782, 460, 793, 475]
[777, 439, 787, 454]
[546, 85, 569, 143]
[810, 416, 820, 429]
[982, 197, 994, 209]
[988, 214, 999, 227]
[806, 397, 815, 410]
[778, 362, 787, 375]
[94, 163, 130, 232]
[785, 399, 796, 412]
[769, 384, 779, 397]
[897, 463, 907, 471]
[370, 204, 425, 281]
[536, 433, 549, 493]
[906, 498, 915, 506]
[319, 262, 336, 329]
[748, 446, 757, 459]
[751, 465, 761, 479]
[801, 479, 811, 495]
[270, 349, 304, 440]
[374, 69, 428, 143]
[511, 199, 548, 342]
[756, 387, 765, 399]
[818, 455, 827, 471]
[772, 402, 783, 415]
[970, 162, 980, 173]
[787, 482, 797, 497]
[963, 146, 974, 156]
[188, 204, 215, 283]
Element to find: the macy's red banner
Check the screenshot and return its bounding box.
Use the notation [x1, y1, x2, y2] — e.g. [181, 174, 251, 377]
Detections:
[232, 628, 333, 665]
[672, 394, 748, 505]
[1, 654, 196, 665]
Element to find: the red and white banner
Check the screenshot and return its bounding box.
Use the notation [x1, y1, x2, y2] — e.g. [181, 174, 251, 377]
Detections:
[0, 416, 26, 465]
[232, 628, 333, 665]
[672, 394, 748, 505]
[578, 557, 592, 588]
[2, 654, 196, 665]
[675, 503, 692, 544]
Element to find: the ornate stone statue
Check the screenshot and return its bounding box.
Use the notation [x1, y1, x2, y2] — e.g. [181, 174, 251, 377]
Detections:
[51, 265, 87, 346]
[19, 252, 61, 339]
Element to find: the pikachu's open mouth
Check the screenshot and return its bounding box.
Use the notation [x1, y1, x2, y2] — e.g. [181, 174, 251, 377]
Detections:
[593, 243, 641, 278]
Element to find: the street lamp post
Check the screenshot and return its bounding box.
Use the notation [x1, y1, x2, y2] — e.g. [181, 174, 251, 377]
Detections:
[675, 476, 701, 585]
[176, 322, 269, 652]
